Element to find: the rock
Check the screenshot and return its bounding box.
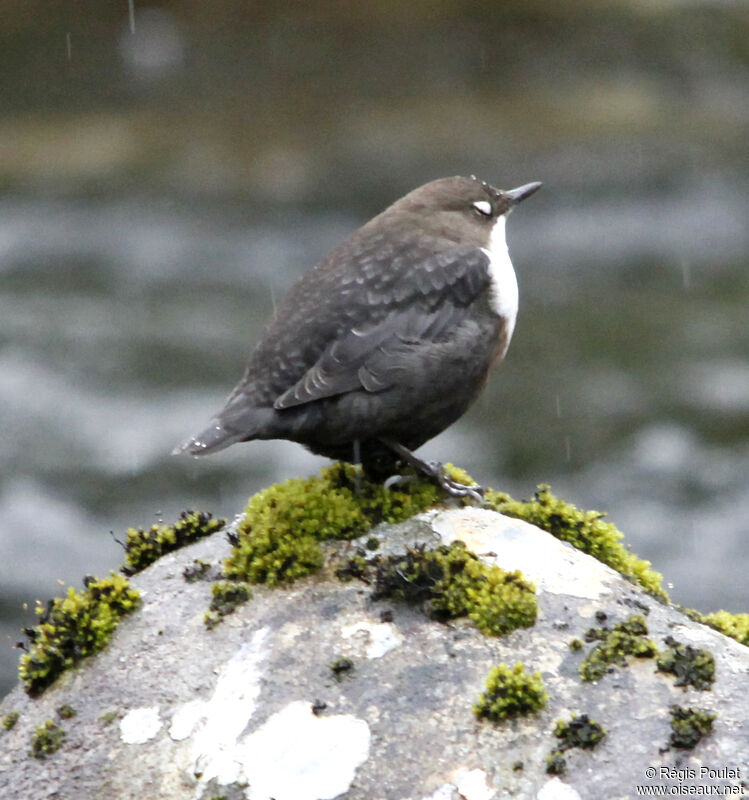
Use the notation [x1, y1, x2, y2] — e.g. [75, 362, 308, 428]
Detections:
[1, 506, 747, 800]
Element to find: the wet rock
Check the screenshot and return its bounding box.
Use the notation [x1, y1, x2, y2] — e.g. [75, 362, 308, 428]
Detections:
[0, 507, 747, 799]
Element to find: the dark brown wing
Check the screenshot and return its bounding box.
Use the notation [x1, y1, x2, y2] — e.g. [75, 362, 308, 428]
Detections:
[273, 245, 491, 409]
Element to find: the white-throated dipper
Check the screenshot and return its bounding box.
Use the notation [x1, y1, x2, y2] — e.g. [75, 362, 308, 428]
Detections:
[174, 175, 541, 499]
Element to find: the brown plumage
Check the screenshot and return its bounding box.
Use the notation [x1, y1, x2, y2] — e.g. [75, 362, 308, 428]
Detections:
[174, 175, 541, 497]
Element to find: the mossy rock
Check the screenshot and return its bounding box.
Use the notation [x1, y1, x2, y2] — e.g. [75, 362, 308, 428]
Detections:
[29, 720, 65, 759]
[579, 615, 658, 682]
[487, 484, 666, 600]
[371, 541, 537, 636]
[122, 510, 225, 576]
[19, 574, 140, 696]
[473, 662, 547, 722]
[669, 705, 716, 749]
[223, 463, 441, 586]
[656, 636, 715, 690]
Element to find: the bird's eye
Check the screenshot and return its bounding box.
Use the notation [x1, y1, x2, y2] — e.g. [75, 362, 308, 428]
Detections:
[472, 200, 492, 217]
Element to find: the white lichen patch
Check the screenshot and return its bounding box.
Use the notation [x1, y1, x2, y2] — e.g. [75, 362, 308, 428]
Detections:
[453, 767, 495, 800]
[422, 768, 495, 800]
[236, 700, 370, 800]
[431, 508, 613, 600]
[537, 777, 582, 800]
[168, 699, 206, 741]
[341, 619, 403, 658]
[422, 784, 456, 800]
[120, 705, 162, 744]
[169, 627, 270, 786]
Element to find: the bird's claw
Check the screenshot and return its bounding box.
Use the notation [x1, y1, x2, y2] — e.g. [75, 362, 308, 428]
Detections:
[431, 462, 485, 504]
[383, 473, 416, 490]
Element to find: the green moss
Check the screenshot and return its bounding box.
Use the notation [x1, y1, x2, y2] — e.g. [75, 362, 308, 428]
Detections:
[183, 559, 214, 583]
[546, 714, 606, 775]
[19, 573, 140, 696]
[656, 636, 715, 690]
[701, 610, 749, 644]
[579, 615, 657, 682]
[443, 462, 479, 489]
[372, 541, 537, 636]
[669, 705, 716, 749]
[553, 714, 607, 750]
[224, 463, 440, 586]
[473, 662, 547, 722]
[122, 510, 225, 576]
[487, 485, 667, 600]
[545, 751, 567, 775]
[204, 581, 252, 629]
[335, 552, 370, 582]
[568, 638, 584, 651]
[56, 704, 76, 720]
[30, 720, 65, 758]
[222, 464, 666, 626]
[680, 606, 749, 648]
[329, 657, 354, 680]
[1, 711, 19, 731]
[99, 710, 119, 725]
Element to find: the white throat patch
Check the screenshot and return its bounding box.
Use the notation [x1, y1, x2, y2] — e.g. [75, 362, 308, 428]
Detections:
[481, 215, 519, 341]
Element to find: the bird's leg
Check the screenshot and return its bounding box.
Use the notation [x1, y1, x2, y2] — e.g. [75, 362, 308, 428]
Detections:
[378, 439, 484, 503]
[360, 448, 401, 483]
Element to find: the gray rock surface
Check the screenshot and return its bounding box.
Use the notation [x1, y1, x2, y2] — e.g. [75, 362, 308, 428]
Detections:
[1, 506, 748, 800]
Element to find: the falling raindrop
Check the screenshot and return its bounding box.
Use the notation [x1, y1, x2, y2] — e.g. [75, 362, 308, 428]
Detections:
[555, 395, 562, 419]
[118, 8, 185, 81]
[564, 436, 572, 462]
[128, 0, 136, 34]
[66, 32, 72, 62]
[681, 259, 691, 290]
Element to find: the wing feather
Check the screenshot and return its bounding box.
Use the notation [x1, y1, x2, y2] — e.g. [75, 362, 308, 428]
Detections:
[273, 246, 490, 410]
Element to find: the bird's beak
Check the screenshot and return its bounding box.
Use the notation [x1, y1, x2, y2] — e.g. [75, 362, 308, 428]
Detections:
[505, 182, 543, 205]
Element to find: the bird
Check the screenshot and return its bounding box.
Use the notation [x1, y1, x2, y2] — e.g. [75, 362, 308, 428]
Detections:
[174, 175, 541, 500]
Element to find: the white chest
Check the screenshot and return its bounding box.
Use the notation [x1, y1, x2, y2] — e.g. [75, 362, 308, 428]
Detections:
[481, 215, 519, 341]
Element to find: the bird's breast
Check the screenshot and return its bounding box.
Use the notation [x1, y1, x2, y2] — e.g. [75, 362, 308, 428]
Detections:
[481, 215, 519, 345]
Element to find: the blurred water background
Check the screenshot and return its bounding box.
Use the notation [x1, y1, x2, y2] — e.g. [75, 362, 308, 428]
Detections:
[0, 0, 748, 695]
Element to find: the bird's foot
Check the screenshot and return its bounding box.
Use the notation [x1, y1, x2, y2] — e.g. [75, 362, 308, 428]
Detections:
[383, 474, 417, 490]
[377, 438, 485, 504]
[429, 462, 485, 504]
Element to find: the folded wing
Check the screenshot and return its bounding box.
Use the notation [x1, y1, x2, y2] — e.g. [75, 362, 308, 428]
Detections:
[274, 245, 491, 410]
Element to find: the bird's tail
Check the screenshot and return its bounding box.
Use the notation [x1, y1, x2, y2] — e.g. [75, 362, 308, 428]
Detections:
[172, 402, 278, 457]
[172, 418, 242, 456]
